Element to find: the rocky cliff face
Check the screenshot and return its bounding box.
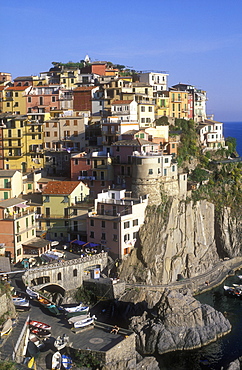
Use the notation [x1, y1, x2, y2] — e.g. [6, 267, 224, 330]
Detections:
[129, 289, 231, 355]
[119, 197, 242, 285]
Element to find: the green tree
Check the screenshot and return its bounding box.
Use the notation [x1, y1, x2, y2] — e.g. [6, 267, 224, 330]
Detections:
[225, 136, 237, 153]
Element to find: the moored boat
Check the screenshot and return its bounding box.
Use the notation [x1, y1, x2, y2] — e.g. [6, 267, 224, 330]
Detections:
[29, 320, 51, 331]
[224, 285, 242, 297]
[63, 303, 87, 313]
[0, 318, 12, 336]
[62, 354, 72, 369]
[26, 287, 39, 299]
[68, 313, 90, 325]
[30, 327, 51, 338]
[13, 297, 30, 310]
[73, 315, 96, 328]
[52, 351, 62, 370]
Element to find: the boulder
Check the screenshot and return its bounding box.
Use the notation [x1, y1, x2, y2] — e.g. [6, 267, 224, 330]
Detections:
[130, 288, 231, 355]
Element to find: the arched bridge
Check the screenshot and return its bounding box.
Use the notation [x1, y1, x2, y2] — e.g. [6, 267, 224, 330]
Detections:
[22, 252, 108, 292]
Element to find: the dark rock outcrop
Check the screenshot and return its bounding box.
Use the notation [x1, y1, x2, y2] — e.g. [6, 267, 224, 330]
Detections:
[129, 289, 231, 355]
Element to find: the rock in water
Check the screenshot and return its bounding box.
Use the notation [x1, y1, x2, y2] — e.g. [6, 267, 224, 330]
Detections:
[130, 288, 231, 355]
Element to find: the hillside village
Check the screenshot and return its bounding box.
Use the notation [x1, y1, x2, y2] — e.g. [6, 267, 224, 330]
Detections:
[0, 56, 228, 264]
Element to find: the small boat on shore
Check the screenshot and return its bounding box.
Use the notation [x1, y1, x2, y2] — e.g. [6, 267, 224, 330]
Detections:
[0, 318, 12, 336]
[30, 327, 51, 338]
[63, 303, 87, 313]
[62, 354, 72, 369]
[73, 315, 96, 328]
[68, 313, 90, 325]
[13, 297, 30, 310]
[54, 333, 69, 350]
[52, 351, 62, 370]
[29, 320, 51, 331]
[26, 287, 39, 299]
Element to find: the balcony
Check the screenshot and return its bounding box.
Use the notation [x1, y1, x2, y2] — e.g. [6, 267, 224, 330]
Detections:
[5, 152, 22, 158]
[4, 143, 24, 149]
[3, 135, 23, 140]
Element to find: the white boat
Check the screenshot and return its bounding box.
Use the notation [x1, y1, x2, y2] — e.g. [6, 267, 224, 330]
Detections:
[64, 303, 89, 313]
[26, 287, 39, 299]
[54, 333, 69, 350]
[1, 318, 12, 336]
[73, 315, 96, 328]
[13, 297, 30, 309]
[68, 313, 90, 325]
[237, 275, 242, 279]
[52, 351, 62, 370]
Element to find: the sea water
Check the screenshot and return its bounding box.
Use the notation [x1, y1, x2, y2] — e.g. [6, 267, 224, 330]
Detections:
[223, 121, 242, 156]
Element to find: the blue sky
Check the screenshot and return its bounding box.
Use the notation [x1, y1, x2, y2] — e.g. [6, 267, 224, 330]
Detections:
[1, 0, 242, 121]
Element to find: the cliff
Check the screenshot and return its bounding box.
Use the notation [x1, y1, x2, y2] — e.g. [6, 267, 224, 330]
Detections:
[119, 196, 242, 285]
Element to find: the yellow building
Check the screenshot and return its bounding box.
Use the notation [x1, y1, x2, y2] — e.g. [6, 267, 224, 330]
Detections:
[0, 114, 44, 173]
[2, 86, 31, 115]
[60, 69, 79, 89]
[169, 90, 189, 119]
[155, 91, 170, 118]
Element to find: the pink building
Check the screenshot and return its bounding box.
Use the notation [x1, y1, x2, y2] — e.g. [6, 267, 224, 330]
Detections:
[87, 189, 149, 259]
[26, 85, 61, 114]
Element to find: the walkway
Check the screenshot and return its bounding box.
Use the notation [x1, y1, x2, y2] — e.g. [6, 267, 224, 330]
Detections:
[125, 257, 242, 295]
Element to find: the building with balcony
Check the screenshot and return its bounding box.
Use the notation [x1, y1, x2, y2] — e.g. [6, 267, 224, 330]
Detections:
[2, 86, 31, 115]
[87, 188, 149, 259]
[0, 114, 44, 172]
[0, 197, 49, 262]
[41, 181, 89, 241]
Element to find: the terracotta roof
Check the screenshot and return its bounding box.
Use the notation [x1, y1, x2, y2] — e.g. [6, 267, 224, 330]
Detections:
[5, 86, 29, 91]
[42, 181, 80, 195]
[74, 86, 97, 91]
[112, 100, 133, 105]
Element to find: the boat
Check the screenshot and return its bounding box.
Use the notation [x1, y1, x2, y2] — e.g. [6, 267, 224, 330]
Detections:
[26, 287, 39, 299]
[61, 354, 72, 369]
[29, 320, 51, 331]
[63, 303, 88, 313]
[0, 318, 12, 336]
[29, 333, 45, 349]
[65, 307, 90, 319]
[37, 297, 52, 306]
[54, 333, 69, 350]
[27, 357, 35, 369]
[30, 327, 51, 338]
[73, 315, 96, 328]
[237, 275, 242, 279]
[46, 304, 60, 316]
[52, 351, 62, 370]
[13, 297, 30, 310]
[68, 313, 90, 325]
[224, 285, 242, 297]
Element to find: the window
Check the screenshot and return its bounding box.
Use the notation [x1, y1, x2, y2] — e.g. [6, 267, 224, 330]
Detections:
[101, 233, 106, 240]
[73, 269, 77, 277]
[101, 221, 105, 228]
[124, 221, 130, 229]
[90, 219, 94, 226]
[46, 132, 50, 137]
[141, 106, 145, 112]
[15, 102, 19, 107]
[172, 165, 175, 172]
[74, 159, 78, 165]
[52, 96, 55, 102]
[124, 234, 130, 242]
[133, 231, 138, 239]
[133, 219, 138, 226]
[66, 120, 70, 126]
[116, 146, 119, 152]
[165, 158, 169, 163]
[164, 169, 167, 176]
[148, 106, 152, 112]
[74, 131, 78, 136]
[172, 143, 175, 148]
[17, 248, 21, 256]
[57, 272, 61, 280]
[74, 120, 77, 126]
[148, 169, 153, 174]
[28, 97, 31, 103]
[113, 222, 117, 229]
[90, 231, 94, 238]
[141, 118, 145, 123]
[44, 196, 50, 202]
[113, 235, 118, 242]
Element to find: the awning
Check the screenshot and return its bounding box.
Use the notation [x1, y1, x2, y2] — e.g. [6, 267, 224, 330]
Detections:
[71, 240, 86, 246]
[15, 203, 28, 208]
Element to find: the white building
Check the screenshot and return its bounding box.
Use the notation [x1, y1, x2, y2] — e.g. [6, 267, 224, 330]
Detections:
[139, 72, 168, 92]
